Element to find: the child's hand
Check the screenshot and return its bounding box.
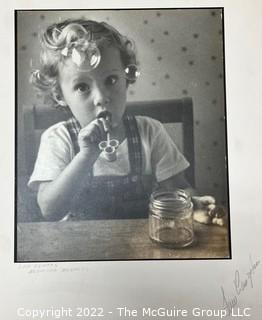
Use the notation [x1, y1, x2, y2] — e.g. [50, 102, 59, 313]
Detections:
[192, 195, 227, 226]
[78, 118, 107, 155]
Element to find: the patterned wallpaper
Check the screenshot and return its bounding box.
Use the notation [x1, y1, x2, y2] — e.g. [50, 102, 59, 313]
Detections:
[17, 9, 228, 204]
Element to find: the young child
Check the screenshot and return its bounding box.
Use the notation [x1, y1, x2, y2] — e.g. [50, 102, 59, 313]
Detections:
[28, 18, 220, 223]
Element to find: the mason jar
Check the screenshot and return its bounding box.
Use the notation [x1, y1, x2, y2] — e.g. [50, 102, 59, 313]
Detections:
[149, 189, 194, 248]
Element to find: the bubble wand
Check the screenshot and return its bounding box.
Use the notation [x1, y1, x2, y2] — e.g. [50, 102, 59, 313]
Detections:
[98, 114, 119, 162]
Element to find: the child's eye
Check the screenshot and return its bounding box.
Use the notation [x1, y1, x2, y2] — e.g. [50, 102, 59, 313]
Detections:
[105, 75, 118, 86]
[74, 83, 90, 94]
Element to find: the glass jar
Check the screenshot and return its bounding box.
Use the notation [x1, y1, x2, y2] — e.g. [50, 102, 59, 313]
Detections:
[149, 189, 194, 248]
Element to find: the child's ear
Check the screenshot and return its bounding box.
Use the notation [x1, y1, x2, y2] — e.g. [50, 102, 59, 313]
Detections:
[54, 97, 67, 107]
[57, 99, 67, 107]
[52, 90, 67, 107]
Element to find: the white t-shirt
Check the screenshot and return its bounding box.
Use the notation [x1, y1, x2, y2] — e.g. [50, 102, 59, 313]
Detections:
[28, 116, 190, 191]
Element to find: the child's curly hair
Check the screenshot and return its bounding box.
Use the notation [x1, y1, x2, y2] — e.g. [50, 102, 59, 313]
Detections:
[31, 19, 138, 108]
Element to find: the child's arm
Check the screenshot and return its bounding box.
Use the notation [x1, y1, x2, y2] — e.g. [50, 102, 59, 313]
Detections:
[37, 118, 107, 221]
[38, 151, 97, 220]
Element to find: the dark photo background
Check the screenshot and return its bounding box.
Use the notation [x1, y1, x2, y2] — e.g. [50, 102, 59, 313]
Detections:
[16, 9, 228, 221]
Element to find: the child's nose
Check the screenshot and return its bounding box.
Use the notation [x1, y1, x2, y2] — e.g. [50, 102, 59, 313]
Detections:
[93, 85, 110, 109]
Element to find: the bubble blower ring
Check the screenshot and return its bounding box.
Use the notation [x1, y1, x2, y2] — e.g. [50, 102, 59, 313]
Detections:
[98, 112, 119, 162]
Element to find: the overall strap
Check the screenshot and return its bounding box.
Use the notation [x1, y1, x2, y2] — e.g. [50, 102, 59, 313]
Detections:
[123, 115, 143, 176]
[65, 117, 81, 155]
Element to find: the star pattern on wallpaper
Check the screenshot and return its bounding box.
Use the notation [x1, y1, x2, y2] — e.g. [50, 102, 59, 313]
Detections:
[137, 9, 226, 199]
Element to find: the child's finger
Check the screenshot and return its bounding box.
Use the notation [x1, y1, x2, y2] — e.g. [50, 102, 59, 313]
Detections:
[85, 119, 107, 140]
[81, 120, 104, 140]
[79, 124, 100, 146]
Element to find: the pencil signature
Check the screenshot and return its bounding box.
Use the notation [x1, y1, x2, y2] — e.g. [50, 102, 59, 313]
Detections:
[18, 263, 89, 274]
[221, 254, 260, 315]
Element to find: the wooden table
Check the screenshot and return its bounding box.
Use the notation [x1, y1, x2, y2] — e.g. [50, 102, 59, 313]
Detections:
[16, 219, 230, 262]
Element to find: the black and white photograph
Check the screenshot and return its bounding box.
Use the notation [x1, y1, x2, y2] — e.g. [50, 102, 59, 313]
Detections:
[15, 8, 230, 262]
[1, 0, 262, 319]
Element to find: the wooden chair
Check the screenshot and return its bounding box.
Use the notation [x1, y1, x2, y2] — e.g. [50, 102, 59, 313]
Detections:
[23, 97, 195, 186]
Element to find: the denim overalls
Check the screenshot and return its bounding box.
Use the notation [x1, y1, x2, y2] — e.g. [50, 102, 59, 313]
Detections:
[65, 115, 155, 220]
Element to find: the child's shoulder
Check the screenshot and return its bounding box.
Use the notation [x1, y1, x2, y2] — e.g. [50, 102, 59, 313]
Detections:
[135, 115, 162, 126]
[135, 115, 164, 134]
[41, 121, 71, 141]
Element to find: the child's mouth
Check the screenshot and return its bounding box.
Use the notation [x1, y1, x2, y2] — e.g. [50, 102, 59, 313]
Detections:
[97, 110, 111, 120]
